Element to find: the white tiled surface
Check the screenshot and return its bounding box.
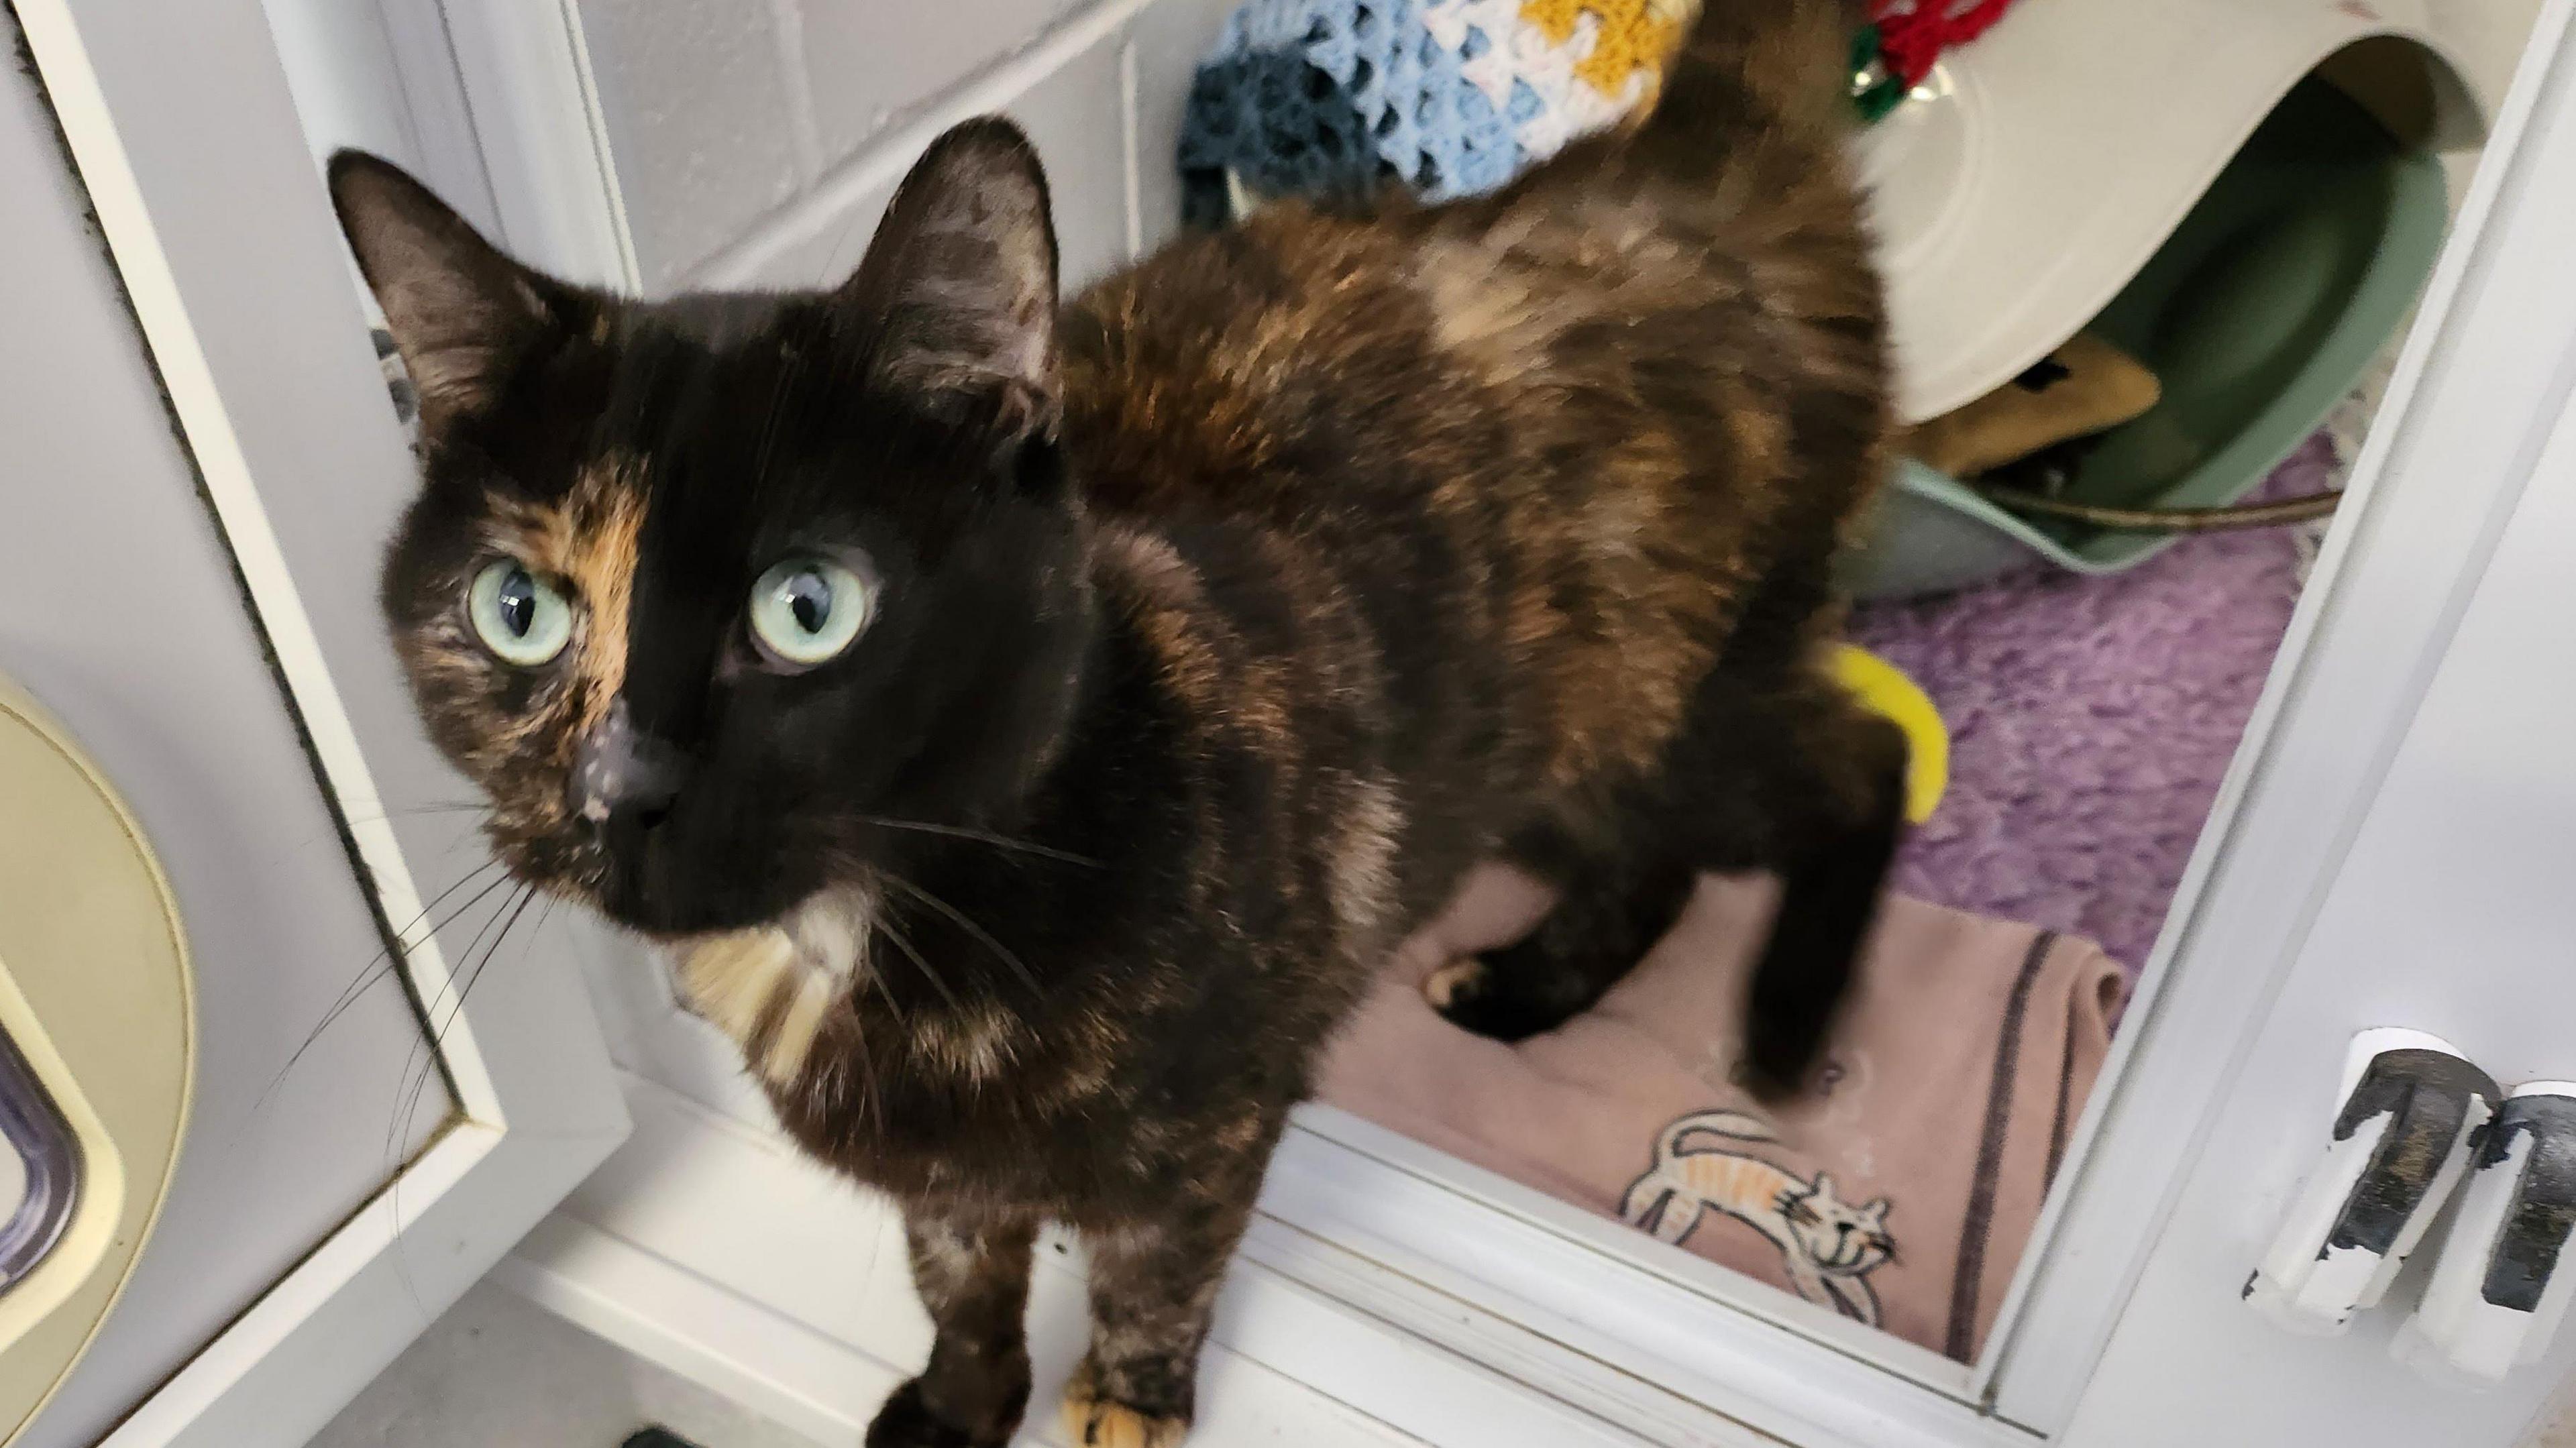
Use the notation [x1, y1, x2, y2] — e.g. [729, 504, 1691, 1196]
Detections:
[570, 0, 1215, 290]
[786, 0, 1087, 164]
[310, 1282, 819, 1448]
[695, 16, 1137, 298]
[574, 0, 810, 288]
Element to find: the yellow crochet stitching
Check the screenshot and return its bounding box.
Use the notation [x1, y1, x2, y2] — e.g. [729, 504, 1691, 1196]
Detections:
[1518, 0, 1687, 99]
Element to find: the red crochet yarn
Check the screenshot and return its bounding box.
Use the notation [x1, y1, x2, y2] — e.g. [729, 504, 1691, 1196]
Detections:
[1870, 0, 2019, 87]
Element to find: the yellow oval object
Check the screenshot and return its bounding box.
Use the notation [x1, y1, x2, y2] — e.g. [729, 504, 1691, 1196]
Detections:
[1829, 645, 1948, 824]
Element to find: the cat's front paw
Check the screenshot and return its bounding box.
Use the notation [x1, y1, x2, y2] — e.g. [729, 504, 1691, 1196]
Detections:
[1421, 957, 1483, 1011]
[1425, 952, 1564, 1042]
[865, 1377, 1018, 1448]
[1061, 1363, 1190, 1448]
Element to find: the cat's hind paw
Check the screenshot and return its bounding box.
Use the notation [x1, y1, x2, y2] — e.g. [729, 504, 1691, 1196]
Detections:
[1061, 1375, 1189, 1448]
[1426, 949, 1578, 1042]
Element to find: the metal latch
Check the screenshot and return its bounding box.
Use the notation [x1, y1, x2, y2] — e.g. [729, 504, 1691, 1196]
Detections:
[2246, 1029, 2498, 1335]
[2396, 1082, 2576, 1384]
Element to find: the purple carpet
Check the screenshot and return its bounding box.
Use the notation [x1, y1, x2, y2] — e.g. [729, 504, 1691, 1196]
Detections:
[1849, 437, 2330, 968]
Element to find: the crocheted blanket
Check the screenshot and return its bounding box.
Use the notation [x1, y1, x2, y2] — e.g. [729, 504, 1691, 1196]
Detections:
[1178, 1, 2017, 221]
[1179, 0, 1693, 223]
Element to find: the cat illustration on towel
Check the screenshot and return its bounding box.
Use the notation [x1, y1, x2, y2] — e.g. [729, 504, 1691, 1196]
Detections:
[1620, 1109, 1896, 1326]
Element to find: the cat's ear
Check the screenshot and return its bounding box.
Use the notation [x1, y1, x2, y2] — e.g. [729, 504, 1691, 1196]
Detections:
[1862, 1199, 1890, 1224]
[1810, 1173, 1837, 1199]
[328, 151, 572, 430]
[837, 118, 1059, 439]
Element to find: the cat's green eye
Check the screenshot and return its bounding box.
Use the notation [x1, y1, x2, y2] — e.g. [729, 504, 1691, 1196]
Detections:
[467, 559, 575, 667]
[749, 557, 872, 668]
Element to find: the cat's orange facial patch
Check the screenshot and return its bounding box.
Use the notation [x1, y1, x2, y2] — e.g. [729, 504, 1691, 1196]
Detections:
[479, 454, 648, 740]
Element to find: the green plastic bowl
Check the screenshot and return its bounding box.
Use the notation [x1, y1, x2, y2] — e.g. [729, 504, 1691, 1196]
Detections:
[1843, 76, 2450, 600]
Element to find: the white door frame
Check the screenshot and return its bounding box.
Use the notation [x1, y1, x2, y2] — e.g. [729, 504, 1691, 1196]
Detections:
[2053, 1, 2576, 1433]
[2065, 255, 2576, 1446]
[12, 2, 629, 1443]
[1991, 0, 2576, 1425]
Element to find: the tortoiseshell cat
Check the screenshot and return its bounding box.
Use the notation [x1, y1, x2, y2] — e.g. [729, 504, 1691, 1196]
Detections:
[330, 1, 1899, 1441]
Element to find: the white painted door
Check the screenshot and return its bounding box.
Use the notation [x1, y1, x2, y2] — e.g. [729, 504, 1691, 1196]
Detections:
[2056, 59, 2576, 1445]
[1, 2, 628, 1444]
[2065, 389, 2576, 1447]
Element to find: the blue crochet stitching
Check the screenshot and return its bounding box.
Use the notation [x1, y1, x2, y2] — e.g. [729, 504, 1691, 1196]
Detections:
[1179, 0, 1532, 210]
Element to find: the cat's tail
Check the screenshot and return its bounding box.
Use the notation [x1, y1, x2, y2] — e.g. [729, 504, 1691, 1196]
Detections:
[1659, 1109, 1776, 1163]
[1625, 0, 1870, 186]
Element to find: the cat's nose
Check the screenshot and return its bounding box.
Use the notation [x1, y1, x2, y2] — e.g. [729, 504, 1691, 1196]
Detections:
[570, 698, 691, 832]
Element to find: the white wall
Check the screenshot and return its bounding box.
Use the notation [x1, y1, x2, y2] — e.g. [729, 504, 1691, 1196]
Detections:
[572, 0, 1235, 292]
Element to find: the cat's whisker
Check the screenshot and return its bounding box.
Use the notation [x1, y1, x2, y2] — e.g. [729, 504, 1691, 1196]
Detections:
[846, 924, 909, 1142]
[841, 997, 885, 1146]
[388, 880, 539, 1173]
[877, 871, 1042, 1001]
[376, 879, 517, 1278]
[859, 815, 1099, 868]
[274, 802, 492, 864]
[258, 859, 511, 1114]
[339, 801, 492, 824]
[871, 905, 962, 1013]
[391, 879, 523, 1127]
[857, 939, 912, 1027]
[433, 883, 539, 1048]
[396, 861, 516, 952]
[382, 879, 539, 1317]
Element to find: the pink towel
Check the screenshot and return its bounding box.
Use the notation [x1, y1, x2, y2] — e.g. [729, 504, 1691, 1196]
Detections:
[1317, 865, 2126, 1360]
